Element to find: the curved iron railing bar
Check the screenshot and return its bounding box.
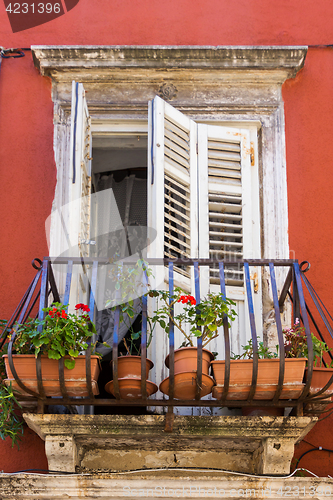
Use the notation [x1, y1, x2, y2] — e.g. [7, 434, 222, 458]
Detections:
[21, 290, 41, 325]
[85, 260, 99, 401]
[244, 263, 258, 403]
[57, 357, 69, 401]
[112, 306, 121, 400]
[55, 258, 72, 399]
[35, 352, 46, 400]
[293, 262, 313, 402]
[167, 262, 175, 402]
[269, 263, 286, 404]
[35, 259, 50, 399]
[112, 262, 122, 400]
[286, 289, 333, 402]
[140, 264, 148, 401]
[301, 272, 333, 341]
[292, 267, 300, 323]
[194, 261, 202, 401]
[18, 268, 44, 326]
[305, 392, 333, 403]
[7, 328, 40, 398]
[287, 290, 333, 364]
[299, 261, 311, 273]
[218, 262, 230, 403]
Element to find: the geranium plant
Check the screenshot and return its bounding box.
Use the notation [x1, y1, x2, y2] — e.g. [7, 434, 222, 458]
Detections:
[13, 303, 98, 369]
[148, 288, 237, 348]
[0, 319, 24, 448]
[283, 318, 332, 366]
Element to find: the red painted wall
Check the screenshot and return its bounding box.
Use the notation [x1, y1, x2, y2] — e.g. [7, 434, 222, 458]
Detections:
[1, 0, 333, 477]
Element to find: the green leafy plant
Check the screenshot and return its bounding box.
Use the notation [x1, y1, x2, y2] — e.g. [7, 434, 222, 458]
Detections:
[231, 337, 278, 360]
[0, 383, 24, 448]
[106, 259, 155, 355]
[0, 319, 24, 448]
[148, 288, 237, 348]
[283, 318, 332, 366]
[13, 303, 99, 370]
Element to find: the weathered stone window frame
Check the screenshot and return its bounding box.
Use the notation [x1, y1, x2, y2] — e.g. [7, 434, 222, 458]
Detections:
[32, 45, 307, 333]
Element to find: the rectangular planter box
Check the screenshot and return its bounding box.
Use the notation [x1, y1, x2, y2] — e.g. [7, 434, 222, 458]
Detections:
[3, 354, 100, 397]
[211, 358, 307, 400]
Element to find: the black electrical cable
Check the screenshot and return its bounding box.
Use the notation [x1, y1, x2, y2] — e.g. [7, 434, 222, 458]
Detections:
[294, 447, 333, 470]
[3, 469, 78, 474]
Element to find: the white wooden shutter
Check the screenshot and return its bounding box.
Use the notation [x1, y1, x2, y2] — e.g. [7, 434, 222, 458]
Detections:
[148, 95, 198, 290]
[198, 124, 262, 356]
[69, 81, 92, 305]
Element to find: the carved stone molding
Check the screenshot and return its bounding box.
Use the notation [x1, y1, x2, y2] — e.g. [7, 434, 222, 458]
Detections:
[24, 414, 316, 475]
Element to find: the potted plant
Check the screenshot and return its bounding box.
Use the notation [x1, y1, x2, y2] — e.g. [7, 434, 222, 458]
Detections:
[211, 337, 307, 410]
[3, 303, 103, 398]
[0, 319, 24, 448]
[104, 259, 158, 399]
[149, 288, 237, 400]
[283, 319, 333, 400]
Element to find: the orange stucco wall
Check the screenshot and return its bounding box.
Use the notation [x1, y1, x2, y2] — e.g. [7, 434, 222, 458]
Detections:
[1, 0, 333, 476]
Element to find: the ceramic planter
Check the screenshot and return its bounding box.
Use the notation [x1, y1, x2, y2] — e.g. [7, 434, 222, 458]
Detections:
[305, 366, 333, 397]
[116, 355, 154, 379]
[159, 371, 214, 400]
[3, 354, 101, 397]
[160, 347, 215, 400]
[104, 355, 158, 400]
[211, 358, 307, 400]
[164, 346, 214, 375]
[303, 367, 333, 416]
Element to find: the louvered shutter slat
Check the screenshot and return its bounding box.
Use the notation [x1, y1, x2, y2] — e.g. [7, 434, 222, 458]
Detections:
[148, 96, 197, 287]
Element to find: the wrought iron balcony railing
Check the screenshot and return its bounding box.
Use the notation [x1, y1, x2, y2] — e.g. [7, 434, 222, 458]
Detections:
[2, 257, 333, 417]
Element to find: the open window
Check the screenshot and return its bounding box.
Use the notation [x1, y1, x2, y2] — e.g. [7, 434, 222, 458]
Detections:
[66, 89, 262, 361]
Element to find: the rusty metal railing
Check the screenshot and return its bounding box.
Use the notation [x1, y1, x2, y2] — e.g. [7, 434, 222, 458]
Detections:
[2, 257, 333, 416]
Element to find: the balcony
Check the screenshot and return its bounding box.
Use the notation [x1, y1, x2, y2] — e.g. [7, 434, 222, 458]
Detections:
[2, 257, 333, 475]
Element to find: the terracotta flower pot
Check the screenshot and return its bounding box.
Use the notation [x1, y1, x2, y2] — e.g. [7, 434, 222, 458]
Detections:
[105, 379, 158, 399]
[160, 347, 215, 400]
[116, 355, 154, 379]
[305, 366, 333, 397]
[105, 355, 156, 400]
[159, 372, 215, 400]
[3, 354, 101, 397]
[165, 347, 214, 375]
[303, 367, 333, 416]
[211, 358, 306, 400]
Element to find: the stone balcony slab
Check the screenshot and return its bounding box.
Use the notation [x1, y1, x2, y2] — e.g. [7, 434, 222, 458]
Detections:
[23, 414, 316, 476]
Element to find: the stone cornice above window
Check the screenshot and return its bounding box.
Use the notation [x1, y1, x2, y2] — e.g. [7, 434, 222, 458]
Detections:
[32, 45, 307, 85]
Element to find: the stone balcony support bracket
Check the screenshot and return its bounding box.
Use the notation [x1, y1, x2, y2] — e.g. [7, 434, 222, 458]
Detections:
[45, 434, 78, 473]
[24, 414, 317, 476]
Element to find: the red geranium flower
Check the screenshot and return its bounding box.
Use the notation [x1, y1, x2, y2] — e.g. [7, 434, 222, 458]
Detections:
[75, 303, 90, 312]
[177, 294, 196, 305]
